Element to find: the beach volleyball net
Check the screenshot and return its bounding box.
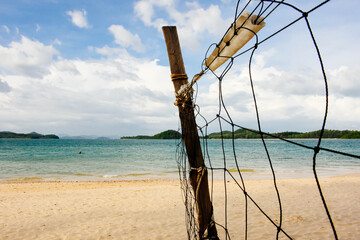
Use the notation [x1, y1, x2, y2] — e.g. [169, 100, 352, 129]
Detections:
[164, 0, 360, 239]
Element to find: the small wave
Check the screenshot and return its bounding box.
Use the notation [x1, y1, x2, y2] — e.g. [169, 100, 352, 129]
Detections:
[126, 173, 151, 177]
[6, 177, 44, 182]
[101, 174, 120, 178]
[74, 173, 95, 177]
[100, 173, 152, 178]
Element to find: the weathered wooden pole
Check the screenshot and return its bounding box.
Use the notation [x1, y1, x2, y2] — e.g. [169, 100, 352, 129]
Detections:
[162, 26, 219, 240]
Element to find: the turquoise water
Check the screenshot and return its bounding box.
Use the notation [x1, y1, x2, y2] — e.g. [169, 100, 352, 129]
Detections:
[0, 139, 359, 181]
[203, 139, 360, 179]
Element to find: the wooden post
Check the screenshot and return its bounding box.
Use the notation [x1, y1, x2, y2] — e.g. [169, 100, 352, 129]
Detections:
[162, 26, 219, 240]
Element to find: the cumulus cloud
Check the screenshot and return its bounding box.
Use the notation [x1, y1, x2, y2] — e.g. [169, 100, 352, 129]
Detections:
[134, 0, 173, 28]
[66, 9, 90, 29]
[194, 49, 360, 132]
[108, 25, 145, 53]
[0, 36, 58, 78]
[327, 66, 360, 98]
[134, 0, 230, 50]
[94, 45, 129, 57]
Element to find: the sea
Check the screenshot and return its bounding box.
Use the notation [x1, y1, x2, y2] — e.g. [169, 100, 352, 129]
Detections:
[0, 138, 359, 182]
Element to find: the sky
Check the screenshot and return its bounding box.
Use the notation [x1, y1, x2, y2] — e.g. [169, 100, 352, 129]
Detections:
[0, 0, 359, 137]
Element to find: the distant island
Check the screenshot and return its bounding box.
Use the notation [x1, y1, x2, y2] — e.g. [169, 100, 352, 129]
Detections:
[122, 129, 360, 139]
[0, 131, 59, 139]
[207, 129, 360, 139]
[121, 130, 182, 139]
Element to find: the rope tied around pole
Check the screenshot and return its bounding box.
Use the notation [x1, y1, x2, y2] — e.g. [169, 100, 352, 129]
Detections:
[171, 73, 195, 108]
[172, 71, 206, 108]
[171, 73, 188, 82]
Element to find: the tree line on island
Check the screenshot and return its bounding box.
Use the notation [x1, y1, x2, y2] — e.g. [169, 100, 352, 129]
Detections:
[0, 131, 59, 139]
[121, 130, 182, 139]
[121, 129, 360, 139]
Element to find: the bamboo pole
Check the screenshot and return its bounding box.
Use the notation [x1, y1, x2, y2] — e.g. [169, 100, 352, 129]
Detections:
[162, 26, 219, 240]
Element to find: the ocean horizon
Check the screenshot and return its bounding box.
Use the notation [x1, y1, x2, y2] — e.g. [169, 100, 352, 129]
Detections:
[0, 138, 359, 182]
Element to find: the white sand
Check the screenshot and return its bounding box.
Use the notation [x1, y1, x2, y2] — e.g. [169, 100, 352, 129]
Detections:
[0, 174, 359, 240]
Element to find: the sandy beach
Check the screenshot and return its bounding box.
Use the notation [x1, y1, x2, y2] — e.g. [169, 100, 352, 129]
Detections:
[1, 174, 359, 240]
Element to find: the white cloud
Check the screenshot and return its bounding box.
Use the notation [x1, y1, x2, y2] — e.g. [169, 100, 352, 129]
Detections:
[327, 66, 360, 98]
[327, 96, 360, 130]
[108, 25, 145, 53]
[134, 0, 155, 26]
[53, 38, 62, 45]
[176, 4, 229, 50]
[3, 25, 10, 33]
[134, 0, 230, 50]
[134, 0, 173, 28]
[0, 36, 58, 78]
[94, 45, 129, 57]
[36, 24, 41, 32]
[195, 50, 360, 132]
[66, 9, 90, 29]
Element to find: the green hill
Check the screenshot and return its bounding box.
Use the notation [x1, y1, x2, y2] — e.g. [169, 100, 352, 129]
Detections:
[121, 130, 181, 139]
[121, 129, 360, 140]
[206, 129, 360, 139]
[0, 131, 59, 139]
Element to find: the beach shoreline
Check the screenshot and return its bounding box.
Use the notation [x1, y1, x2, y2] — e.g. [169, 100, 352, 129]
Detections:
[1, 174, 359, 239]
[1, 166, 358, 183]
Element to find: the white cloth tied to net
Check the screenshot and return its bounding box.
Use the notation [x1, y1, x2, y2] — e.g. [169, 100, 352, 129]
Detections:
[205, 10, 266, 72]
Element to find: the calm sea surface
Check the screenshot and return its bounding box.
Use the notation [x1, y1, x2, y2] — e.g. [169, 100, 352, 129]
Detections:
[0, 139, 359, 181]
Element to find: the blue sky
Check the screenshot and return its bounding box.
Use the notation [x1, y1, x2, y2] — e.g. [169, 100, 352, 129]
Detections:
[0, 0, 359, 137]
